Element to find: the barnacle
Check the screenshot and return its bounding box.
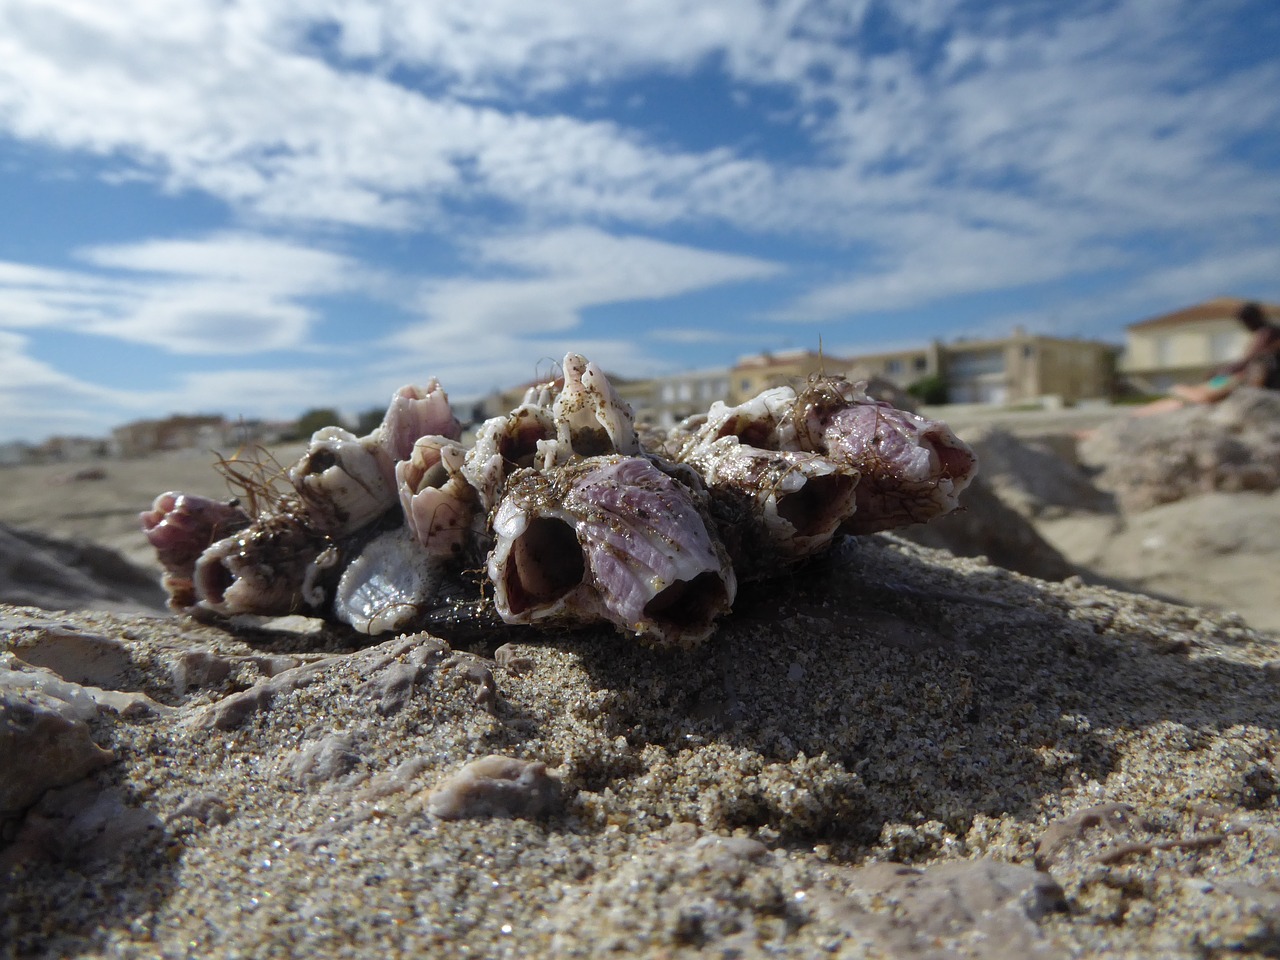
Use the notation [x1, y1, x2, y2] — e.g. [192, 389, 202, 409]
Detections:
[143, 352, 977, 645]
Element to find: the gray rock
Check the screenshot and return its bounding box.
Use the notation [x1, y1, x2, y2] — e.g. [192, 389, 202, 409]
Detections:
[0, 684, 114, 821]
[961, 426, 1116, 519]
[893, 475, 1076, 581]
[284, 734, 362, 787]
[1079, 387, 1280, 511]
[427, 755, 561, 820]
[0, 522, 167, 614]
[811, 859, 1067, 960]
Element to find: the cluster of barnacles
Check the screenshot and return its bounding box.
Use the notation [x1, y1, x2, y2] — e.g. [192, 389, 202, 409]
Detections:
[142, 353, 977, 647]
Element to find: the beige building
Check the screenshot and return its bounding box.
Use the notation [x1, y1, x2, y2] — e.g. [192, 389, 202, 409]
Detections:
[1120, 297, 1279, 393]
[847, 342, 944, 390]
[729, 349, 848, 402]
[646, 368, 731, 428]
[940, 330, 1118, 406]
[843, 331, 1116, 406]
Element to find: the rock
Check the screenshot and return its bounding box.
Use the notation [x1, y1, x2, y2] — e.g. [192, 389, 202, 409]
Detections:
[0, 684, 114, 821]
[1079, 387, 1280, 512]
[284, 734, 362, 787]
[427, 755, 561, 820]
[10, 629, 134, 688]
[0, 522, 167, 614]
[192, 660, 332, 730]
[2, 781, 164, 868]
[893, 475, 1076, 581]
[961, 426, 1116, 519]
[812, 859, 1067, 959]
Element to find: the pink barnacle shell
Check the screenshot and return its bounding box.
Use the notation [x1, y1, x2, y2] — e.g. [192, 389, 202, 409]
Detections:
[488, 456, 735, 648]
[377, 379, 462, 463]
[140, 491, 249, 578]
[396, 436, 476, 560]
[816, 395, 978, 534]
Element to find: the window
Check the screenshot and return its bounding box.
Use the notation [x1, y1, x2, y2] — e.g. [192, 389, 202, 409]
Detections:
[885, 359, 903, 374]
[914, 357, 927, 371]
[948, 349, 1005, 377]
[1154, 335, 1173, 366]
[1208, 331, 1239, 363]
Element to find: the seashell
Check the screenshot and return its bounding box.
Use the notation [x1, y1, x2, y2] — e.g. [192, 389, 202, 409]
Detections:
[397, 436, 478, 560]
[288, 426, 397, 537]
[374, 379, 462, 463]
[488, 455, 735, 647]
[143, 350, 978, 647]
[139, 492, 250, 610]
[689, 385, 797, 452]
[790, 380, 977, 534]
[462, 402, 557, 510]
[679, 436, 860, 571]
[677, 378, 977, 535]
[192, 515, 327, 617]
[139, 491, 250, 577]
[333, 526, 442, 635]
[551, 352, 639, 460]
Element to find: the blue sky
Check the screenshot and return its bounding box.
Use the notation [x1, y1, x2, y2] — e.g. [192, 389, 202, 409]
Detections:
[1, 0, 1278, 442]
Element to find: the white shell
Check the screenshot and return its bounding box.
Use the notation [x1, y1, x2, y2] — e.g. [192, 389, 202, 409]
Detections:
[334, 527, 441, 635]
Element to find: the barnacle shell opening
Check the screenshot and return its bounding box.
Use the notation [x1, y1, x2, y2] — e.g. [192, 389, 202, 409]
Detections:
[488, 456, 736, 647]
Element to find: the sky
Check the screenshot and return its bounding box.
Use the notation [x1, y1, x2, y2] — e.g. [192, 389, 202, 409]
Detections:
[1, 0, 1278, 442]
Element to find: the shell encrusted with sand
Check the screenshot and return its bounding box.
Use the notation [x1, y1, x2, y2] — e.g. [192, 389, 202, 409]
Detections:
[141, 353, 978, 647]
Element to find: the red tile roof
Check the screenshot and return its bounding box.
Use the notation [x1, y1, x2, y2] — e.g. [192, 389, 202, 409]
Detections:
[1127, 297, 1280, 331]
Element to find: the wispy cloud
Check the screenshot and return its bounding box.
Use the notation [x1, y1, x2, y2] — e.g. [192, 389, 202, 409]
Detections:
[0, 233, 369, 354]
[403, 227, 782, 339]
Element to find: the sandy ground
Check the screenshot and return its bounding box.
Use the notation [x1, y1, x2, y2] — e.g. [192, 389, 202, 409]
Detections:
[4, 414, 1280, 957]
[0, 444, 307, 572]
[4, 537, 1280, 958]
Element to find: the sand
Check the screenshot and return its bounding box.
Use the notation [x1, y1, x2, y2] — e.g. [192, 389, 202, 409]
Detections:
[3, 415, 1280, 957]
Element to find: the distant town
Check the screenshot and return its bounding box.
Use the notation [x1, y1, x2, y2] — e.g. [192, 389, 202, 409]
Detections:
[1, 296, 1269, 467]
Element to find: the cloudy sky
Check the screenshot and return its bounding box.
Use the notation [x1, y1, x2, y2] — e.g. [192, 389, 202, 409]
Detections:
[2, 0, 1278, 442]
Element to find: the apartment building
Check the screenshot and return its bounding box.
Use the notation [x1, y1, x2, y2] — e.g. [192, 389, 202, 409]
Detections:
[842, 331, 1115, 406]
[645, 368, 732, 428]
[846, 342, 944, 390]
[942, 330, 1117, 405]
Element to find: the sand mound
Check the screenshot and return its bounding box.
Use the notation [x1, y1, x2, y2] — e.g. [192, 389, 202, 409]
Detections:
[0, 523, 167, 615]
[3, 539, 1278, 957]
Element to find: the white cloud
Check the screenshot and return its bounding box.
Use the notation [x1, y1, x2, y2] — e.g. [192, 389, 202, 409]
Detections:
[401, 226, 783, 341]
[1, 0, 1278, 444]
[0, 233, 368, 354]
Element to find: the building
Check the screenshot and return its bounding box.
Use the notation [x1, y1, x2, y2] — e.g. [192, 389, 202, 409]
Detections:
[842, 331, 1116, 406]
[846, 342, 944, 392]
[729, 349, 848, 403]
[940, 329, 1118, 406]
[112, 415, 240, 458]
[646, 368, 731, 429]
[1120, 297, 1279, 394]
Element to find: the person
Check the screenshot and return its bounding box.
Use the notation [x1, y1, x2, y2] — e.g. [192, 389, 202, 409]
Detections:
[1219, 301, 1280, 391]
